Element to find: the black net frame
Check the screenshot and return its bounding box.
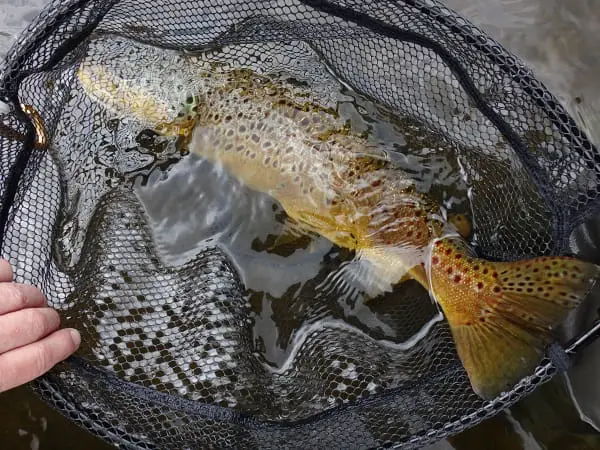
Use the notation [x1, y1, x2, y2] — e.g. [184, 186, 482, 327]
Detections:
[0, 1, 600, 449]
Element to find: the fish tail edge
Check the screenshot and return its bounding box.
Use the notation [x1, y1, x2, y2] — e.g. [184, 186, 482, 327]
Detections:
[430, 238, 600, 400]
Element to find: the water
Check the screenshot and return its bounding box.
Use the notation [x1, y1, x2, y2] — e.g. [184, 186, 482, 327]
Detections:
[1, 0, 600, 449]
[0, 0, 46, 58]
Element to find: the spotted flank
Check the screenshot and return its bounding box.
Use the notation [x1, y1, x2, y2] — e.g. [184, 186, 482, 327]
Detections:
[77, 57, 600, 400]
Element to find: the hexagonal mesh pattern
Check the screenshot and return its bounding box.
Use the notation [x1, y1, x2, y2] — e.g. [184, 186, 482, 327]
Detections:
[0, 0, 599, 449]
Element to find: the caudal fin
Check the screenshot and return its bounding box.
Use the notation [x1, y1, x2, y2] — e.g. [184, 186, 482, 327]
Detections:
[430, 239, 600, 400]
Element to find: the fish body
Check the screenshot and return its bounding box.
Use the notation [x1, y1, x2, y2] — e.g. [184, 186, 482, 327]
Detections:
[184, 67, 444, 291]
[77, 59, 600, 400]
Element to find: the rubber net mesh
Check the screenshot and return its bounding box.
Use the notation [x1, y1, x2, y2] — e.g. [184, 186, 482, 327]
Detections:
[0, 0, 599, 449]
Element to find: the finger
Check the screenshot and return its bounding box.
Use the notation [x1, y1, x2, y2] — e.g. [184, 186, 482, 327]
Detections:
[0, 307, 60, 354]
[0, 328, 80, 393]
[0, 259, 13, 282]
[0, 283, 47, 315]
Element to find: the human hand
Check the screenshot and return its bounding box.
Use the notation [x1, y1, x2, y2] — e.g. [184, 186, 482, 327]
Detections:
[0, 259, 80, 393]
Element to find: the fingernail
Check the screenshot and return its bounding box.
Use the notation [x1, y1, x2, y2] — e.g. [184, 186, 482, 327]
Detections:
[69, 329, 81, 347]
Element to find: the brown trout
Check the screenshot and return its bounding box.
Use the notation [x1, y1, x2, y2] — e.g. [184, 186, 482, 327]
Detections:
[77, 59, 600, 400]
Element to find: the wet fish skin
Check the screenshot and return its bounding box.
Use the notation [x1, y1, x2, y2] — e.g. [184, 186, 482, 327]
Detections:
[77, 60, 600, 400]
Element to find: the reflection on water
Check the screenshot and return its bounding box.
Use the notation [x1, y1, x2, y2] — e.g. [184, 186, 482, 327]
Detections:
[1, 0, 600, 449]
[0, 386, 109, 450]
[449, 378, 600, 450]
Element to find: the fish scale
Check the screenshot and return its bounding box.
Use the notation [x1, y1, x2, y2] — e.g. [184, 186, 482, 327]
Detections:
[77, 57, 600, 401]
[184, 68, 437, 260]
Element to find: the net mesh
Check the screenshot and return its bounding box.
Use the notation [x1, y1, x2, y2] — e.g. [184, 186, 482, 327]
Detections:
[0, 0, 599, 448]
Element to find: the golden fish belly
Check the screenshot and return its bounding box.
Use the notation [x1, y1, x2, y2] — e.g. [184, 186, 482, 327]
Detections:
[190, 116, 336, 214]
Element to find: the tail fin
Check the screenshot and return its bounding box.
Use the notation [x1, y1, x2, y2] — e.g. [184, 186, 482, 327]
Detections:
[430, 238, 600, 400]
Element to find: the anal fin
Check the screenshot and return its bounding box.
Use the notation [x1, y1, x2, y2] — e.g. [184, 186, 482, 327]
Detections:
[318, 245, 425, 301]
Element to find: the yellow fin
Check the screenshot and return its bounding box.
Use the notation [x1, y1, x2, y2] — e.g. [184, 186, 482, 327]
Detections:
[448, 213, 472, 239]
[430, 239, 600, 400]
